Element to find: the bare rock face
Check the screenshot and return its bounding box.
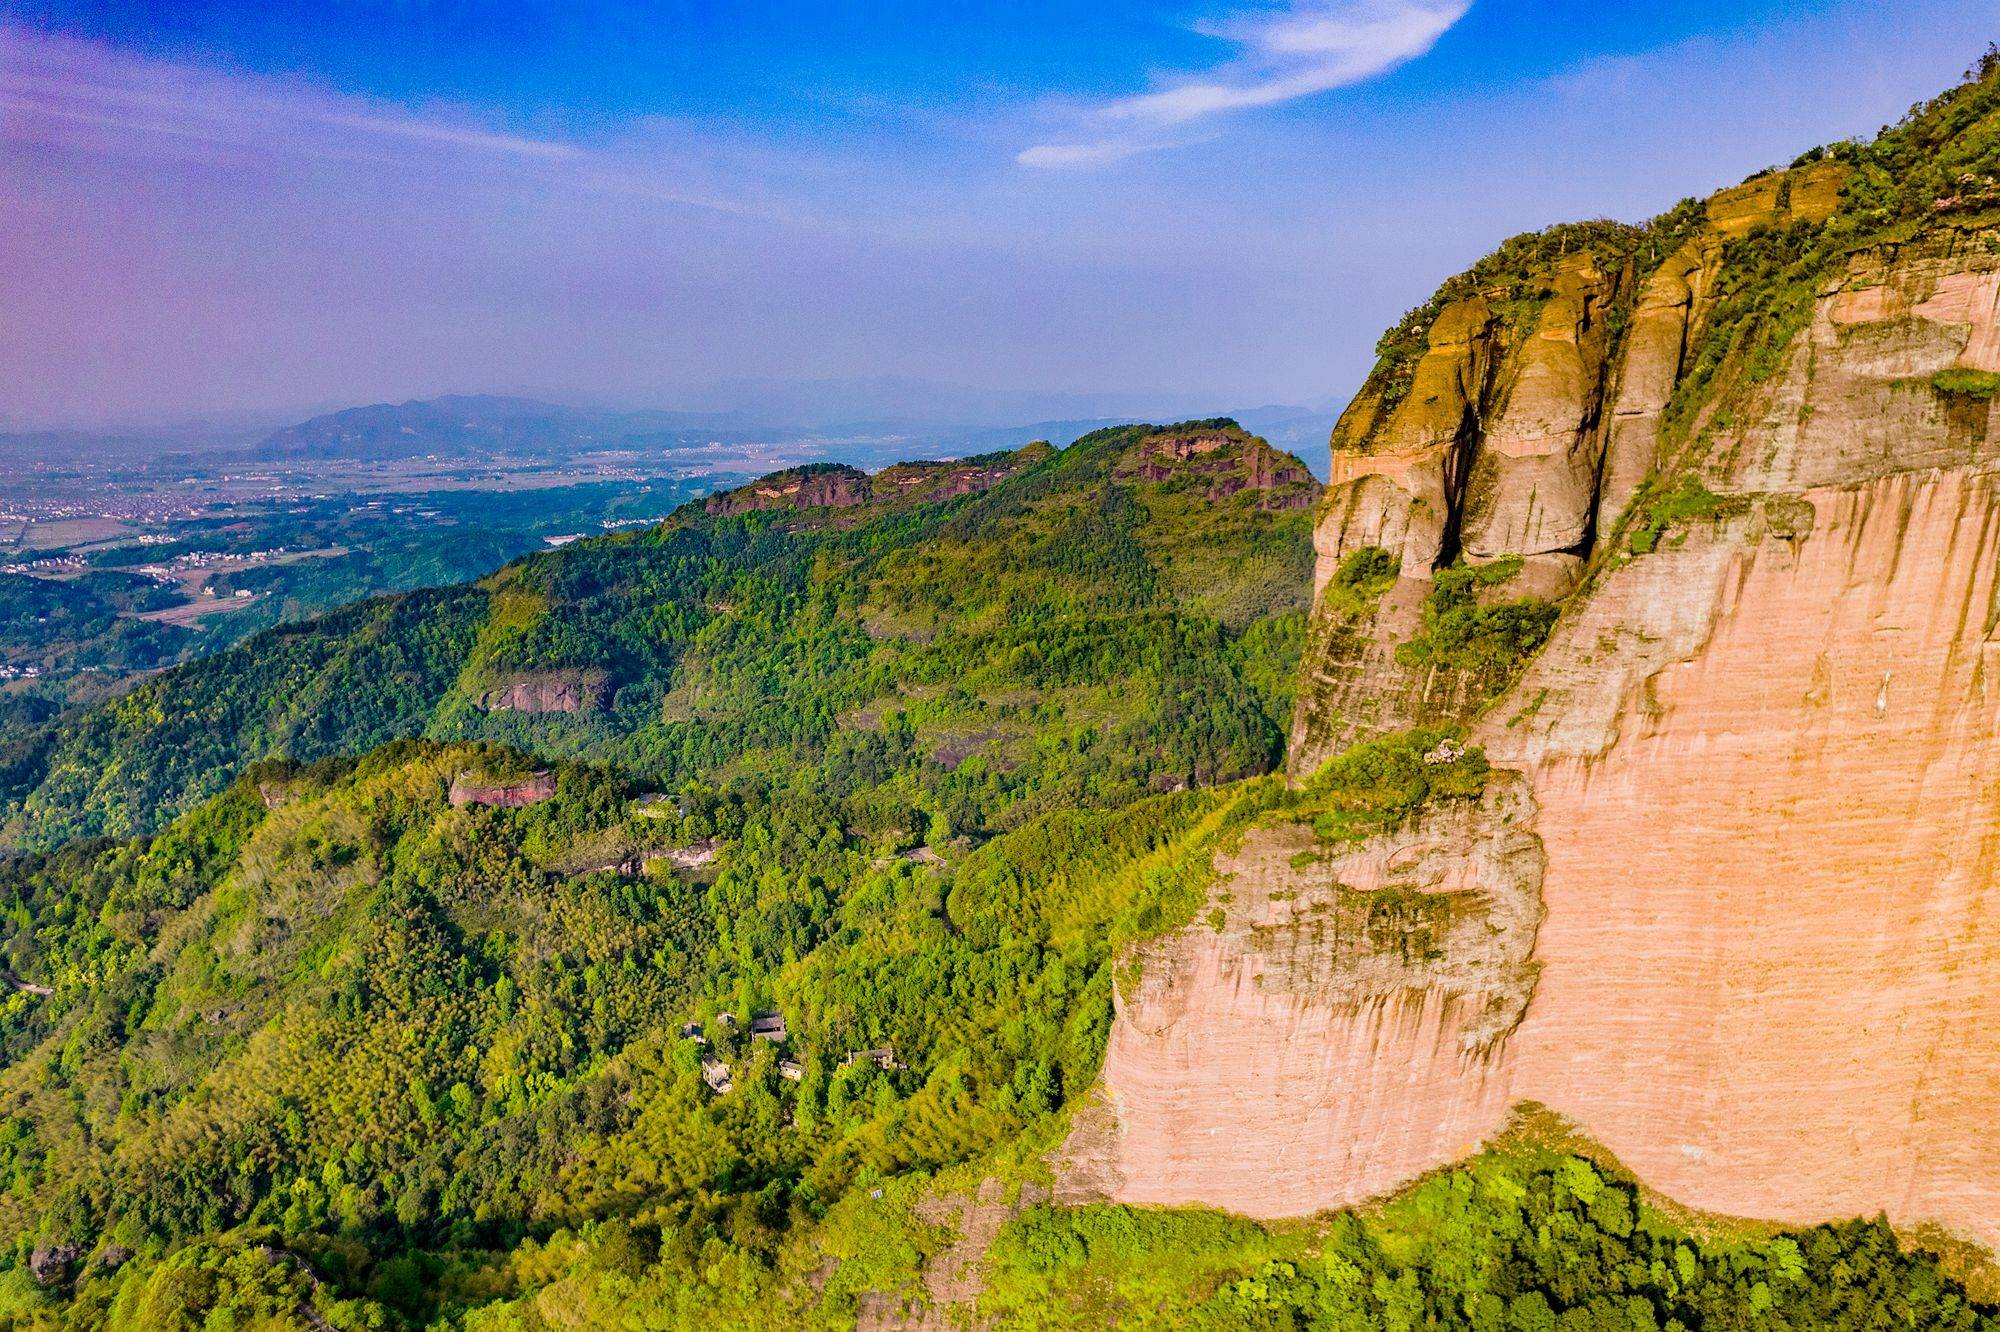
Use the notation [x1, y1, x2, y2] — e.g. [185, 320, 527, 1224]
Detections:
[1067, 776, 1543, 1214]
[447, 769, 556, 808]
[1318, 297, 1498, 585]
[1459, 254, 1622, 565]
[1740, 255, 2000, 494]
[1599, 236, 1722, 526]
[29, 1242, 80, 1285]
[1116, 423, 1322, 510]
[1706, 161, 1847, 239]
[704, 464, 873, 515]
[1072, 191, 2000, 1257]
[475, 671, 610, 714]
[872, 444, 1051, 504]
[704, 444, 1055, 518]
[1296, 255, 1626, 768]
[1490, 466, 2000, 1251]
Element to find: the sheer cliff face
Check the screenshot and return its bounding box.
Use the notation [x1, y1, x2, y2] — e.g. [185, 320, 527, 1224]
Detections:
[1070, 169, 2000, 1253]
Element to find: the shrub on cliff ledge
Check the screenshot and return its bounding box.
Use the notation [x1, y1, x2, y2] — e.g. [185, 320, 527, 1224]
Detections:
[1394, 564, 1558, 692]
[1298, 726, 1489, 844]
[1320, 545, 1401, 621]
[1626, 476, 1738, 555]
[1932, 367, 2000, 401]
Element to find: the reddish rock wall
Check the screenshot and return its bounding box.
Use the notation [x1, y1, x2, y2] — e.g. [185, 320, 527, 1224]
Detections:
[447, 770, 556, 808]
[1076, 231, 2000, 1256]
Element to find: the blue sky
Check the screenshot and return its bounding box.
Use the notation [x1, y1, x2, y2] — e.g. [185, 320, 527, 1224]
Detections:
[2, 1, 1995, 430]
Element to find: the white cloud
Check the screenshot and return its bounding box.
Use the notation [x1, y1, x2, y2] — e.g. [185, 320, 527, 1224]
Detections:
[1019, 0, 1470, 168]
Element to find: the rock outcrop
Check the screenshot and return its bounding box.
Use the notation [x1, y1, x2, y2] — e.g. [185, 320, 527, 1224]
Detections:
[475, 671, 610, 714]
[1704, 160, 1847, 239]
[1314, 296, 1498, 591]
[1114, 422, 1322, 510]
[872, 443, 1054, 503]
[1458, 253, 1623, 577]
[704, 445, 1051, 517]
[705, 464, 873, 516]
[1598, 235, 1721, 526]
[1288, 159, 1876, 775]
[1063, 776, 1543, 1214]
[447, 769, 556, 808]
[1069, 111, 2000, 1259]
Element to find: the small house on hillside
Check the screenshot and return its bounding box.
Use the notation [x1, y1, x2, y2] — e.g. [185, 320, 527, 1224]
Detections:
[749, 1011, 787, 1043]
[634, 793, 687, 819]
[701, 1058, 733, 1095]
[841, 1046, 903, 1072]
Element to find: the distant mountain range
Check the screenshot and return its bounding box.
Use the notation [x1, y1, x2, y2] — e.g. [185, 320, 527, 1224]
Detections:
[245, 392, 1339, 471]
[248, 394, 770, 462]
[1, 386, 1339, 476]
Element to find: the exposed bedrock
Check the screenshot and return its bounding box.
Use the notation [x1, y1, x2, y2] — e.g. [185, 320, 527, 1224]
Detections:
[1082, 235, 2000, 1254]
[1062, 776, 1543, 1213]
[1314, 296, 1497, 592]
[474, 671, 610, 714]
[448, 768, 557, 808]
[1598, 236, 1721, 527]
[1458, 254, 1622, 571]
[1497, 466, 2000, 1251]
[1085, 466, 2000, 1249]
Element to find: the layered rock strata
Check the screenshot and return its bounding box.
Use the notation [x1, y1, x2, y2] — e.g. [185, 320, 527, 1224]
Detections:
[447, 769, 556, 808]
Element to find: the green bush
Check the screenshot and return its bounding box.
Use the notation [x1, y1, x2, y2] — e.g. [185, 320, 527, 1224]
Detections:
[1320, 545, 1401, 620]
[1932, 367, 2000, 400]
[1627, 477, 1735, 556]
[1394, 565, 1558, 691]
[980, 1148, 1997, 1330]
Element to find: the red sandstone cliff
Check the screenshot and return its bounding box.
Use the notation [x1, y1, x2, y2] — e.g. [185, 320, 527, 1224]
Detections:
[474, 670, 611, 714]
[447, 769, 557, 808]
[1066, 149, 2000, 1257]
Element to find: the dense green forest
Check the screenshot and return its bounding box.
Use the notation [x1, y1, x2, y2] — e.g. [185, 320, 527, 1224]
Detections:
[12, 45, 2000, 1322]
[0, 424, 1983, 1328]
[0, 479, 712, 720]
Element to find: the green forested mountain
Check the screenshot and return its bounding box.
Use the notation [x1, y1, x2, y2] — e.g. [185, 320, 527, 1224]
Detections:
[1, 424, 1317, 852]
[0, 729, 1980, 1328]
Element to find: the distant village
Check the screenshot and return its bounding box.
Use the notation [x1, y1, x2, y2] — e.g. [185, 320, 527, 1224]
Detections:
[446, 773, 911, 1103]
[684, 1009, 904, 1099]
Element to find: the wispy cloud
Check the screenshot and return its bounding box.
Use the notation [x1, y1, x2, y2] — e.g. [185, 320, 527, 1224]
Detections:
[0, 27, 777, 216]
[0, 33, 577, 166]
[1019, 0, 1470, 168]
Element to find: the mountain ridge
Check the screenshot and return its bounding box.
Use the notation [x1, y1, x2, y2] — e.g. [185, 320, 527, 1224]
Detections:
[0, 420, 1320, 848]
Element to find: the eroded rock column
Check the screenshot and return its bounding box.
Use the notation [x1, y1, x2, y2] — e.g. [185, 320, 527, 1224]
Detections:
[1314, 297, 1496, 593]
[1458, 255, 1621, 598]
[1599, 238, 1719, 527]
